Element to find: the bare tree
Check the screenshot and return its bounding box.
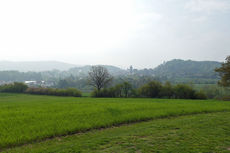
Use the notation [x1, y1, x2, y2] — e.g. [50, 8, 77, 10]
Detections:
[88, 66, 113, 91]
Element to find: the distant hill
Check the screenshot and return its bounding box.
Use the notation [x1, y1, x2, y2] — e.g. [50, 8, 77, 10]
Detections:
[0, 63, 127, 82]
[0, 59, 223, 84]
[0, 61, 127, 75]
[66, 65, 127, 77]
[152, 59, 221, 83]
[0, 61, 77, 72]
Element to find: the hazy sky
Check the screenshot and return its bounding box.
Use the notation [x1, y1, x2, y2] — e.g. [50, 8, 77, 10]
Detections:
[0, 0, 229, 68]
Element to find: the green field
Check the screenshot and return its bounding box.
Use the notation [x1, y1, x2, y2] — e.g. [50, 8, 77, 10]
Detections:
[1, 93, 230, 152]
[82, 92, 91, 97]
[6, 112, 230, 153]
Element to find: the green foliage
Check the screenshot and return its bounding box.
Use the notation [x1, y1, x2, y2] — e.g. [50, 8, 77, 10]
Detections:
[91, 88, 113, 97]
[138, 81, 207, 99]
[91, 82, 135, 98]
[113, 84, 123, 97]
[174, 84, 196, 99]
[194, 84, 230, 99]
[92, 81, 207, 99]
[0, 94, 230, 149]
[222, 96, 230, 101]
[57, 79, 70, 88]
[138, 81, 162, 98]
[0, 82, 28, 93]
[122, 82, 132, 97]
[0, 83, 82, 97]
[194, 91, 207, 100]
[159, 81, 174, 98]
[215, 56, 230, 87]
[25, 87, 82, 97]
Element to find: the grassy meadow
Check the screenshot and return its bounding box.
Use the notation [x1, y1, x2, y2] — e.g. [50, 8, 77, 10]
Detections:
[0, 93, 230, 152]
[6, 112, 230, 153]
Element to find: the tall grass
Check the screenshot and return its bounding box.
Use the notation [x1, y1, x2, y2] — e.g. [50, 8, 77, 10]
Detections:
[0, 93, 230, 149]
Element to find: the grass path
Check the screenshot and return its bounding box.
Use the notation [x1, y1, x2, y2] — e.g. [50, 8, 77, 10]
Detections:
[4, 111, 230, 153]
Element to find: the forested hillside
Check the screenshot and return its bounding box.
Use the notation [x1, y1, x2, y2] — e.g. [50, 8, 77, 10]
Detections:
[0, 59, 222, 86]
[152, 59, 221, 83]
[67, 65, 127, 77]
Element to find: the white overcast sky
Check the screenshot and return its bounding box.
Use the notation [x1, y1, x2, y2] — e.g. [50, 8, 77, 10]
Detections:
[0, 0, 229, 68]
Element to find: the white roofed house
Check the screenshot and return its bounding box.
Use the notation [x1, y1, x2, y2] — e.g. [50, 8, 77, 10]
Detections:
[24, 81, 37, 87]
[24, 81, 54, 88]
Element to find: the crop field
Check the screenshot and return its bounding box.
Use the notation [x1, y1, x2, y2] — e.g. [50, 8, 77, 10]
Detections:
[1, 93, 230, 152]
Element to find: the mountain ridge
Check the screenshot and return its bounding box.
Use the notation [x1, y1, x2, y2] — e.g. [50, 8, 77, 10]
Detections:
[0, 59, 222, 72]
[0, 59, 222, 83]
[150, 59, 221, 84]
[0, 61, 77, 72]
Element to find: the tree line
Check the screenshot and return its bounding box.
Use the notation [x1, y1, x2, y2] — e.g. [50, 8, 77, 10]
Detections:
[0, 82, 82, 97]
[0, 80, 207, 99]
[88, 66, 207, 99]
[91, 80, 207, 99]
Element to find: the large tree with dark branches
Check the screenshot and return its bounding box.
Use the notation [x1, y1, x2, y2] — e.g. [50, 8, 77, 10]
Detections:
[88, 66, 113, 91]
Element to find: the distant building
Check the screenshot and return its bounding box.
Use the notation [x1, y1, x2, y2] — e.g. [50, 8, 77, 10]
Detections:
[0, 81, 13, 85]
[25, 81, 37, 87]
[24, 80, 53, 87]
[129, 65, 133, 74]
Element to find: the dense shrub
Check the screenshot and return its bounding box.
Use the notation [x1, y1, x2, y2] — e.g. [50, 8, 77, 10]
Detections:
[197, 85, 230, 99]
[194, 91, 208, 100]
[174, 84, 196, 99]
[91, 80, 207, 99]
[91, 82, 136, 98]
[138, 81, 162, 98]
[159, 81, 174, 98]
[138, 82, 207, 100]
[0, 82, 82, 97]
[222, 96, 230, 101]
[91, 89, 110, 98]
[25, 87, 82, 97]
[122, 82, 133, 97]
[0, 82, 28, 93]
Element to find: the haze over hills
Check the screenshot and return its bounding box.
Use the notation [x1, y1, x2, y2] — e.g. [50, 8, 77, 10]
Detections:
[0, 61, 127, 75]
[0, 59, 222, 84]
[67, 65, 127, 76]
[0, 61, 77, 72]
